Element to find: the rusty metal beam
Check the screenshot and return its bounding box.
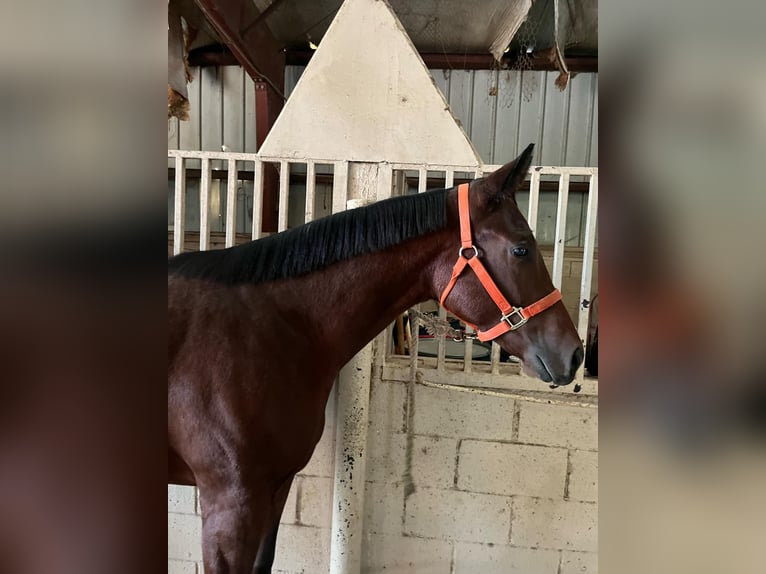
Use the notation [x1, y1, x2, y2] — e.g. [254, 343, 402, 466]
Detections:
[240, 0, 290, 38]
[189, 44, 597, 73]
[193, 0, 286, 97]
[255, 78, 281, 232]
[285, 48, 597, 72]
[191, 0, 285, 229]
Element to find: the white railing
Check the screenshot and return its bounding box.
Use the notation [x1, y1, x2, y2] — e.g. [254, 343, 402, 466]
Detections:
[168, 150, 598, 385]
[168, 150, 350, 254]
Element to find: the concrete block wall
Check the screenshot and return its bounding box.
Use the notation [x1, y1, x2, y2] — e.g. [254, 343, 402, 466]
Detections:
[169, 377, 597, 574]
[361, 380, 598, 573]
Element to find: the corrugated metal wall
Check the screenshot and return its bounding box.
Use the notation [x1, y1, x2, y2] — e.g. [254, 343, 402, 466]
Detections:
[167, 67, 260, 154]
[168, 66, 598, 167]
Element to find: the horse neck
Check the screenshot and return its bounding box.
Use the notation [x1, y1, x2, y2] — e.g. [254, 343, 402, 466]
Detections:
[273, 227, 452, 371]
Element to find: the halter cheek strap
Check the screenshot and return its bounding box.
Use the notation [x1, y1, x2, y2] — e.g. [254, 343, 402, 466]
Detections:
[439, 183, 562, 342]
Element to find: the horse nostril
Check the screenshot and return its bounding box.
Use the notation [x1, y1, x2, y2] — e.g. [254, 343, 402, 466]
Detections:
[571, 346, 584, 372]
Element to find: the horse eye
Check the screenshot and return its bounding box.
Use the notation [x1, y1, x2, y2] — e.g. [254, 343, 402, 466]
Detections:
[512, 246, 528, 257]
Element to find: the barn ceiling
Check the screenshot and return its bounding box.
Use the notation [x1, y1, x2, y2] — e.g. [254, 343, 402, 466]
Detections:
[169, 0, 597, 120]
[186, 0, 597, 59]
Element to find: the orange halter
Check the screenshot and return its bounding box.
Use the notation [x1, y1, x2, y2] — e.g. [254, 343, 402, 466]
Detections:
[439, 183, 562, 342]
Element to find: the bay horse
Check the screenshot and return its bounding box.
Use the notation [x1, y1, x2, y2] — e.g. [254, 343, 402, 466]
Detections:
[168, 143, 584, 573]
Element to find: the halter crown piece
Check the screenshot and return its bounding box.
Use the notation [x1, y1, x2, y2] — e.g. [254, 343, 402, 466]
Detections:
[439, 183, 562, 342]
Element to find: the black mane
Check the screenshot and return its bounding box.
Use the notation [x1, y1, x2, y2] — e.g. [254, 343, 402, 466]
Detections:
[168, 187, 450, 285]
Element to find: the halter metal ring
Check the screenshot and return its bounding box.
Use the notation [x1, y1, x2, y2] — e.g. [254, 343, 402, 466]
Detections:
[501, 307, 528, 330]
[458, 245, 479, 259]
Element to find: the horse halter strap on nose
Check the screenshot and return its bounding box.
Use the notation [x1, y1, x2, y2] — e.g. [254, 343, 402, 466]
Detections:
[439, 183, 562, 342]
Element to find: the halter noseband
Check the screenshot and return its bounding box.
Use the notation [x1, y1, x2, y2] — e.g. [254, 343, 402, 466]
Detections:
[439, 183, 562, 342]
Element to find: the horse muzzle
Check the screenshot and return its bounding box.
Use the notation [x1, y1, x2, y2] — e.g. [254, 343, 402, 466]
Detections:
[525, 343, 584, 386]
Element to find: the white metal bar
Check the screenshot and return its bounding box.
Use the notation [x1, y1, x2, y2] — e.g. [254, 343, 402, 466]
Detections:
[436, 307, 447, 372]
[305, 161, 316, 223]
[577, 173, 599, 342]
[490, 342, 501, 375]
[166, 152, 598, 179]
[387, 162, 597, 176]
[225, 159, 237, 248]
[445, 168, 455, 188]
[463, 325, 474, 374]
[376, 164, 394, 202]
[409, 312, 420, 371]
[332, 161, 349, 214]
[417, 167, 427, 194]
[551, 173, 570, 289]
[527, 170, 541, 233]
[199, 157, 211, 251]
[478, 164, 598, 176]
[388, 162, 480, 173]
[437, 170, 456, 371]
[252, 160, 264, 240]
[392, 170, 407, 197]
[278, 160, 290, 232]
[173, 156, 186, 255]
[168, 149, 260, 161]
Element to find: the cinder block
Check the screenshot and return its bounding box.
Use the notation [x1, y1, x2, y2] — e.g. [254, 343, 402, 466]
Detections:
[511, 497, 597, 552]
[168, 559, 197, 574]
[280, 479, 298, 525]
[273, 524, 330, 574]
[362, 533, 453, 574]
[301, 425, 335, 478]
[568, 450, 598, 502]
[405, 487, 510, 544]
[168, 485, 197, 514]
[366, 430, 406, 483]
[517, 403, 598, 450]
[560, 550, 598, 573]
[454, 542, 559, 574]
[168, 513, 202, 562]
[412, 385, 515, 441]
[412, 435, 458, 489]
[298, 476, 334, 528]
[364, 481, 404, 535]
[368, 380, 407, 437]
[458, 441, 567, 498]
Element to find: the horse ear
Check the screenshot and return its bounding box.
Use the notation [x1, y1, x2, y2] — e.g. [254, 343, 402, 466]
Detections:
[476, 143, 535, 209]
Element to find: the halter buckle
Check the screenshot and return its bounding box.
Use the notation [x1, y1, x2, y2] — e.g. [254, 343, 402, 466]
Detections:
[501, 307, 528, 330]
[458, 245, 479, 259]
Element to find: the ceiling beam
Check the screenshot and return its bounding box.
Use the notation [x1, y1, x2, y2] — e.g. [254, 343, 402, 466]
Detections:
[188, 44, 596, 73]
[240, 0, 290, 38]
[193, 0, 286, 97]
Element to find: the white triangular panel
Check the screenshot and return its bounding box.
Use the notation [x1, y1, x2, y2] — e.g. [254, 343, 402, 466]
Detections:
[260, 0, 481, 166]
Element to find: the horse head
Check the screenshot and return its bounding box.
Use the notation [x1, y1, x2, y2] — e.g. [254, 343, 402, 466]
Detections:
[436, 144, 584, 385]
